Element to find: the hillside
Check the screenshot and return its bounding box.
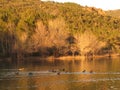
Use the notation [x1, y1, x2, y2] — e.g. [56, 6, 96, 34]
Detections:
[106, 9, 120, 18]
[0, 0, 120, 58]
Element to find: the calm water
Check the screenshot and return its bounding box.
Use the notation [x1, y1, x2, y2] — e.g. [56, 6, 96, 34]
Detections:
[0, 57, 120, 90]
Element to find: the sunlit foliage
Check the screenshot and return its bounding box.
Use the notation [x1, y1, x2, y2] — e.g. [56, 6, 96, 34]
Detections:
[0, 0, 120, 58]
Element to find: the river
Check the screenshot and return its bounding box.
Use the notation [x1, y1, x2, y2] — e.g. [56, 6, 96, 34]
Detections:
[0, 57, 120, 90]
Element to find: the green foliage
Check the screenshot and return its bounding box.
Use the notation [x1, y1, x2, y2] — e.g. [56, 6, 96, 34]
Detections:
[106, 9, 120, 18]
[0, 0, 120, 57]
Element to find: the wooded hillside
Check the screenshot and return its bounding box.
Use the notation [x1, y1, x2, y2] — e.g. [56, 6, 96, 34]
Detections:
[106, 9, 120, 18]
[0, 0, 120, 59]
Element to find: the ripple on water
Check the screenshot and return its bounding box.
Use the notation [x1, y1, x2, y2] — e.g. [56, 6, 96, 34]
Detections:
[1, 71, 120, 77]
[1, 78, 120, 90]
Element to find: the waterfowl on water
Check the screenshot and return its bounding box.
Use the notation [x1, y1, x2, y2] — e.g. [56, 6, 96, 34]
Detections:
[90, 70, 93, 73]
[49, 69, 60, 73]
[15, 71, 19, 75]
[18, 68, 24, 71]
[51, 69, 57, 72]
[82, 70, 86, 73]
[49, 68, 67, 75]
[28, 72, 33, 76]
[57, 72, 60, 75]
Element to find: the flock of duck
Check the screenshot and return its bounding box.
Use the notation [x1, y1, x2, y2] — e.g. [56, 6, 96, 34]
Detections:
[15, 68, 34, 76]
[14, 68, 94, 76]
[49, 69, 93, 75]
[49, 68, 66, 75]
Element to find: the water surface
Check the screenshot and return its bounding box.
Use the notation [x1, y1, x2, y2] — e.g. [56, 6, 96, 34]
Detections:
[0, 57, 120, 90]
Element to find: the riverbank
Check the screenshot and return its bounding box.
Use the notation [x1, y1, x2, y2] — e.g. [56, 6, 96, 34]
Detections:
[0, 53, 120, 61]
[54, 53, 120, 60]
[24, 53, 120, 61]
[46, 54, 120, 60]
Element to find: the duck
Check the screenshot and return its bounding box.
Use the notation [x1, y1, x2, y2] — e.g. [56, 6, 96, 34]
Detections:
[57, 72, 60, 75]
[15, 71, 19, 75]
[18, 68, 24, 71]
[90, 70, 93, 73]
[51, 69, 57, 73]
[82, 70, 86, 73]
[28, 72, 33, 76]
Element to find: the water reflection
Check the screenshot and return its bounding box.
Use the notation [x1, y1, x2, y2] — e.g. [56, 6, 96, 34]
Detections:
[0, 57, 120, 90]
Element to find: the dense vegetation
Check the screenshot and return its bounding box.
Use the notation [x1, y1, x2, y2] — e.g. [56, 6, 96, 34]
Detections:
[106, 9, 120, 18]
[0, 0, 120, 59]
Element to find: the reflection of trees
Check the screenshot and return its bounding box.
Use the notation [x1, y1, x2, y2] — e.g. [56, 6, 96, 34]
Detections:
[1, 58, 119, 90]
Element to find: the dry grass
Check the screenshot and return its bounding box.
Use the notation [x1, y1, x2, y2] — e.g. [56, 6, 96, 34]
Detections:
[55, 56, 85, 60]
[47, 53, 120, 60]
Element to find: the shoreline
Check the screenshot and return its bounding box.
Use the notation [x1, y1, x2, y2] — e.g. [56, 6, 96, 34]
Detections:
[53, 53, 120, 60]
[0, 53, 120, 61]
[25, 53, 120, 61]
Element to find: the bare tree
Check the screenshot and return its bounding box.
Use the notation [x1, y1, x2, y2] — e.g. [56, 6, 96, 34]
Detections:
[25, 21, 49, 56]
[75, 31, 105, 57]
[48, 17, 69, 56]
[25, 17, 69, 57]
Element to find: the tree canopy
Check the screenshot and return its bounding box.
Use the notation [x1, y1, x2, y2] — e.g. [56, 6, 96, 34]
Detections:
[0, 0, 120, 58]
